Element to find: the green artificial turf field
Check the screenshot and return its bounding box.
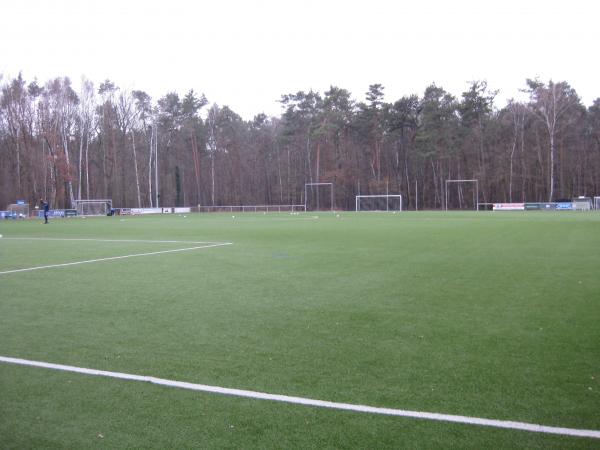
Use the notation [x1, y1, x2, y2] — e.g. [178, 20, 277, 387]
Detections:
[1, 211, 599, 449]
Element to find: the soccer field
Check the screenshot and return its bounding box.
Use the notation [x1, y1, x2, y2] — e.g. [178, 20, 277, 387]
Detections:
[1, 212, 599, 449]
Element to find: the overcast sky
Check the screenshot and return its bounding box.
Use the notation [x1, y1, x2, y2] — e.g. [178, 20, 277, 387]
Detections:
[1, 0, 598, 119]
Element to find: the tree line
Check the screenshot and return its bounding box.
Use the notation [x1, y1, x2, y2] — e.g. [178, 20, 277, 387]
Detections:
[1, 73, 599, 211]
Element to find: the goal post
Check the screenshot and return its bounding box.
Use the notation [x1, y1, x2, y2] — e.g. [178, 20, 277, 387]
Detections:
[305, 183, 334, 211]
[74, 199, 113, 216]
[445, 179, 479, 211]
[356, 195, 402, 212]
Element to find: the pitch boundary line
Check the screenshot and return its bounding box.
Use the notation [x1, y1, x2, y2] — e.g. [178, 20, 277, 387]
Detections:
[0, 242, 232, 275]
[0, 356, 598, 440]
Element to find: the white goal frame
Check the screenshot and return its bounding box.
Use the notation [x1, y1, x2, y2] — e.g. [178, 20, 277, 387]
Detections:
[594, 197, 600, 210]
[74, 199, 113, 216]
[445, 179, 479, 211]
[304, 183, 334, 211]
[7, 203, 29, 218]
[355, 195, 402, 212]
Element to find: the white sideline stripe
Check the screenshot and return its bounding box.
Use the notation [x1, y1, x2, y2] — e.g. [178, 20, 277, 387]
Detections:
[0, 242, 232, 275]
[0, 356, 598, 440]
[2, 237, 218, 244]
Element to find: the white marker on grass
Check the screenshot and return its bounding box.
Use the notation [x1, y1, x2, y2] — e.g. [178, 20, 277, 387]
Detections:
[1, 355, 599, 440]
[0, 241, 233, 275]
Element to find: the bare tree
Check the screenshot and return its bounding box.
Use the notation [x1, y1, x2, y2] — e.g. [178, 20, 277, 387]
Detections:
[38, 77, 78, 208]
[98, 80, 119, 200]
[506, 100, 526, 202]
[132, 90, 153, 207]
[1, 72, 599, 211]
[0, 75, 27, 196]
[77, 78, 95, 200]
[526, 79, 580, 201]
[205, 104, 219, 206]
[116, 90, 142, 207]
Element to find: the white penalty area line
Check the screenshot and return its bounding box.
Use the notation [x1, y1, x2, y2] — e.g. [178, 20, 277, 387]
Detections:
[0, 356, 598, 440]
[0, 242, 232, 275]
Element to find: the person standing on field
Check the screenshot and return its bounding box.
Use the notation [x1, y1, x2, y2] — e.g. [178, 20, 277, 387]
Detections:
[40, 198, 49, 224]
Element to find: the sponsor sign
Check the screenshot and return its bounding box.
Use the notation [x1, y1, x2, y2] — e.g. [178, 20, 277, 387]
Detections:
[38, 209, 66, 218]
[174, 207, 191, 213]
[130, 208, 163, 215]
[525, 203, 556, 210]
[556, 202, 573, 210]
[493, 203, 525, 211]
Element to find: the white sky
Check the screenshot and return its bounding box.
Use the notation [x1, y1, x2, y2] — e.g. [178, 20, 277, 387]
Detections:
[1, 0, 598, 119]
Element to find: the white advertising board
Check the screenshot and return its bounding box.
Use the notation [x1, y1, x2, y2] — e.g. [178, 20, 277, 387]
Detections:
[493, 203, 525, 211]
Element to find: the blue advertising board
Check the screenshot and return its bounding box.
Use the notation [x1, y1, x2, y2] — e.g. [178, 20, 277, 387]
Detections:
[37, 209, 66, 218]
[555, 202, 573, 210]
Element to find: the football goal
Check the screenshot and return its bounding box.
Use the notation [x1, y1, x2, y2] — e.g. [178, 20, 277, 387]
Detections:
[445, 179, 479, 210]
[7, 203, 29, 218]
[74, 199, 113, 216]
[356, 195, 402, 212]
[305, 183, 334, 211]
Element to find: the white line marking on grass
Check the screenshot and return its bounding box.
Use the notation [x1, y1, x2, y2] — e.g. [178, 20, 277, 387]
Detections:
[1, 237, 219, 244]
[0, 355, 598, 440]
[0, 242, 232, 275]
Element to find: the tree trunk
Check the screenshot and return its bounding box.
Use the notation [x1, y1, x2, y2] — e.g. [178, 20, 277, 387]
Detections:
[211, 155, 215, 206]
[62, 129, 75, 207]
[131, 129, 141, 207]
[77, 126, 84, 200]
[148, 128, 154, 207]
[190, 130, 201, 205]
[549, 132, 555, 201]
[85, 132, 90, 199]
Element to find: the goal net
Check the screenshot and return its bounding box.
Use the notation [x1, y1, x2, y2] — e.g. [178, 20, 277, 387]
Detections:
[594, 197, 600, 210]
[74, 199, 112, 216]
[572, 197, 592, 211]
[356, 195, 402, 212]
[305, 183, 334, 211]
[7, 203, 29, 218]
[445, 179, 479, 210]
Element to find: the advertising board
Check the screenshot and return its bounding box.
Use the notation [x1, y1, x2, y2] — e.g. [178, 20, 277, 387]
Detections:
[556, 202, 573, 210]
[493, 203, 525, 211]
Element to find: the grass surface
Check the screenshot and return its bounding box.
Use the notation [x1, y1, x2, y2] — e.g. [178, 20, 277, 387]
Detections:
[1, 211, 599, 449]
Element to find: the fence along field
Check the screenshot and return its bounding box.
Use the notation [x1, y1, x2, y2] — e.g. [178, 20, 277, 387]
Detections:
[0, 212, 599, 448]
